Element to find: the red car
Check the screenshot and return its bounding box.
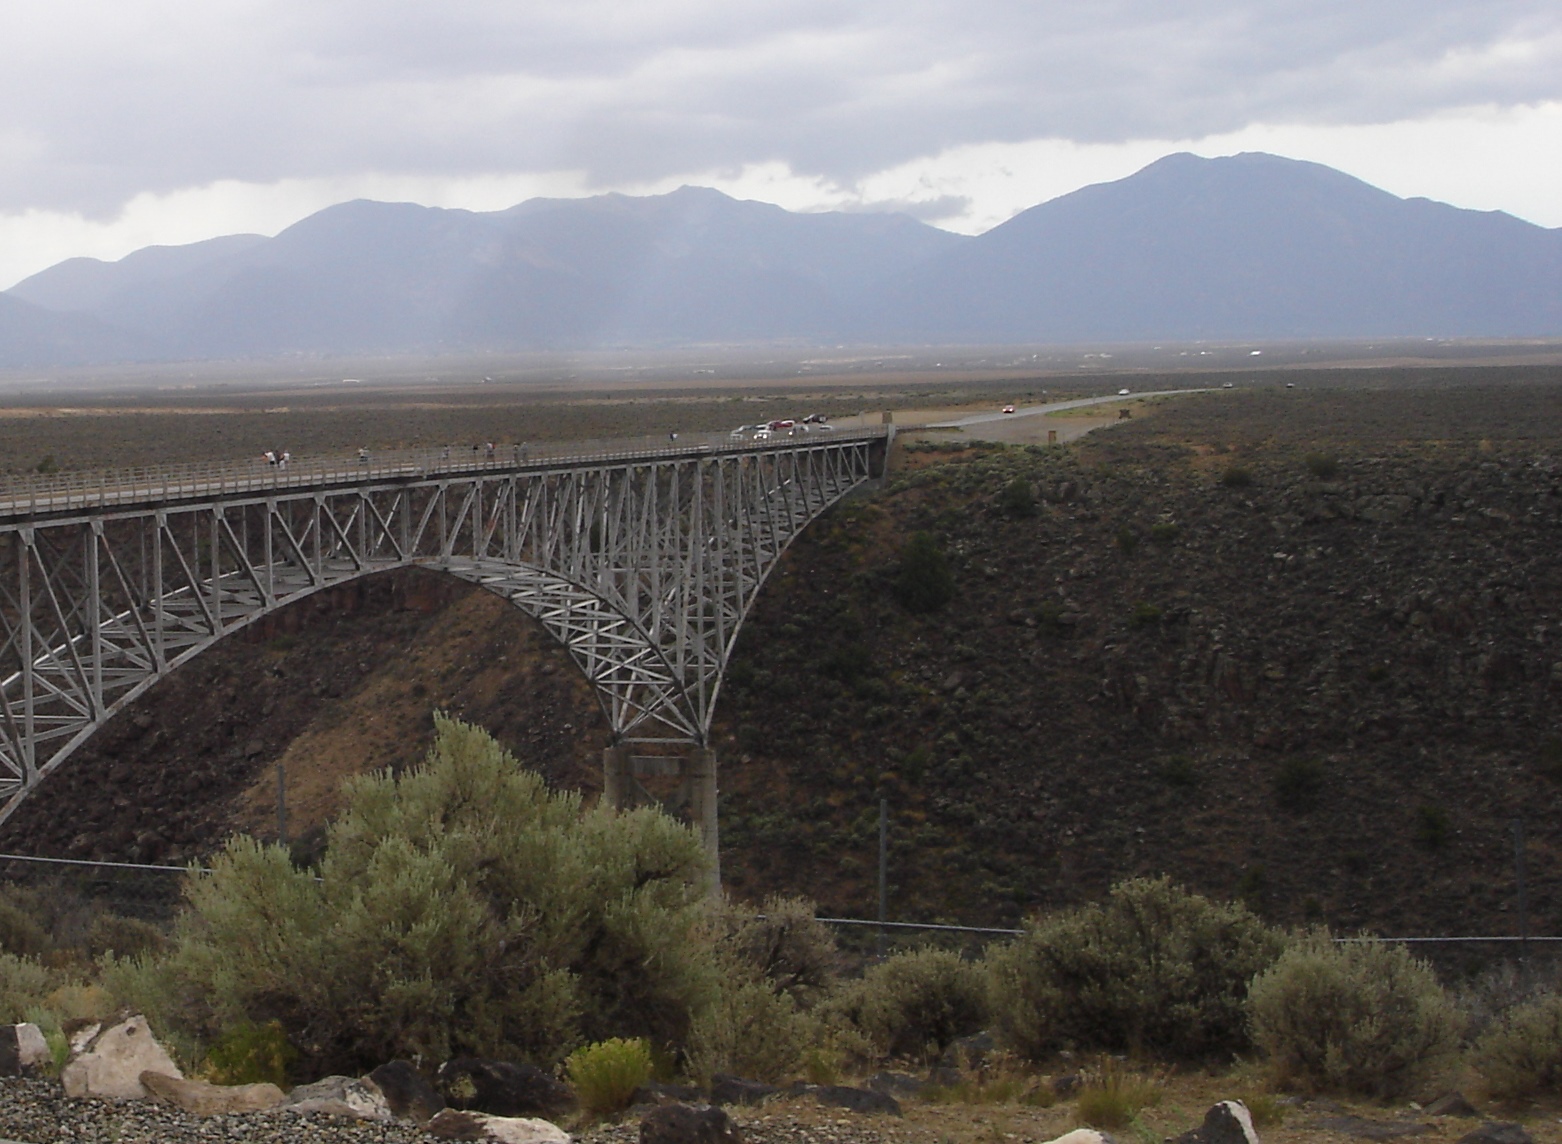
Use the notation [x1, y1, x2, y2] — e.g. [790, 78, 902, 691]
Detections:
[1002, 405, 1016, 414]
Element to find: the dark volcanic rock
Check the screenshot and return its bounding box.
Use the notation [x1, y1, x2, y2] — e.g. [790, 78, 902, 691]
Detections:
[709, 1075, 778, 1107]
[437, 1057, 575, 1119]
[369, 1060, 444, 1124]
[640, 1102, 742, 1144]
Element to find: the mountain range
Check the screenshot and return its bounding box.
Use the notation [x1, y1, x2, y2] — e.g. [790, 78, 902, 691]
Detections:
[4, 152, 1560, 367]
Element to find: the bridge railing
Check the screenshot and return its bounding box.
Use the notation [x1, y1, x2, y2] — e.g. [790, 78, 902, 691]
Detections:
[0, 426, 888, 519]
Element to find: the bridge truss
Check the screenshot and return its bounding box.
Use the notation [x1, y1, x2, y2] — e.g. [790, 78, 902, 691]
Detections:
[0, 431, 888, 838]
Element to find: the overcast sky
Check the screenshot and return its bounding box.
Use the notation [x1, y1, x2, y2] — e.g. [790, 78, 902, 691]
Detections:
[2, 0, 1560, 289]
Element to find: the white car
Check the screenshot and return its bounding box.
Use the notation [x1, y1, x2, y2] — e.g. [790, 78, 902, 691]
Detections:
[752, 428, 772, 441]
[1118, 388, 1131, 396]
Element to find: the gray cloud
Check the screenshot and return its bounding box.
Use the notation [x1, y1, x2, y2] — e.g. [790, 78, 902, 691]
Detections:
[2, 0, 1559, 214]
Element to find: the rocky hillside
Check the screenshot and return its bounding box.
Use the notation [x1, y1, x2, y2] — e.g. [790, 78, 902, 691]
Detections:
[715, 381, 1562, 939]
[5, 378, 1562, 946]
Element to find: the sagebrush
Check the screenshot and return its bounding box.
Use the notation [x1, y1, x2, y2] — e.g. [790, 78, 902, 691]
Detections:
[132, 714, 716, 1077]
[1246, 933, 1461, 1098]
[987, 876, 1283, 1061]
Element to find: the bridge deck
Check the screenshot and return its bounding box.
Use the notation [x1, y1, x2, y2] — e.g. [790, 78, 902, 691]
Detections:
[0, 427, 890, 521]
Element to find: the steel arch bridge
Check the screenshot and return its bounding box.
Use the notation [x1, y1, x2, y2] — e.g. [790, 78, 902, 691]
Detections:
[0, 428, 891, 871]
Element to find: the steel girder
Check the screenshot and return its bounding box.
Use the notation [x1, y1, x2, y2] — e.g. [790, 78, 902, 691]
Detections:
[0, 435, 882, 823]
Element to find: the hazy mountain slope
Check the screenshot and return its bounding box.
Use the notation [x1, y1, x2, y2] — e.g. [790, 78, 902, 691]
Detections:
[875, 152, 1562, 341]
[5, 155, 1559, 364]
[4, 189, 966, 357]
[8, 234, 267, 314]
[0, 293, 153, 367]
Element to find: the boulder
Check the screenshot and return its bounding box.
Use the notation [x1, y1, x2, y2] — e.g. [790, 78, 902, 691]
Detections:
[1051, 1074, 1082, 1097]
[866, 1072, 924, 1098]
[1457, 1125, 1533, 1144]
[631, 1082, 705, 1107]
[61, 1015, 183, 1099]
[370, 1059, 446, 1123]
[709, 1074, 778, 1106]
[1426, 1093, 1479, 1118]
[1306, 1116, 1432, 1140]
[281, 1074, 392, 1120]
[426, 1108, 571, 1143]
[439, 1057, 576, 1119]
[1170, 1101, 1261, 1144]
[641, 1102, 741, 1144]
[1042, 1130, 1115, 1144]
[803, 1084, 901, 1116]
[939, 1031, 996, 1071]
[140, 1071, 284, 1116]
[0, 1023, 50, 1075]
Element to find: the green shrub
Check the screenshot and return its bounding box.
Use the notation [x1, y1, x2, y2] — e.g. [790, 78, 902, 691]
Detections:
[1413, 805, 1450, 851]
[1247, 934, 1462, 1098]
[1473, 991, 1562, 1098]
[0, 889, 52, 959]
[566, 1037, 653, 1116]
[1130, 602, 1162, 627]
[893, 532, 956, 614]
[1273, 759, 1325, 814]
[0, 952, 56, 1022]
[1157, 756, 1199, 788]
[1116, 527, 1140, 554]
[1220, 466, 1254, 488]
[987, 876, 1284, 1062]
[34, 456, 58, 476]
[831, 948, 988, 1062]
[1304, 454, 1339, 479]
[686, 975, 815, 1084]
[998, 479, 1036, 518]
[204, 1019, 297, 1087]
[717, 896, 839, 1008]
[143, 715, 716, 1076]
[1075, 1058, 1162, 1129]
[1149, 522, 1181, 545]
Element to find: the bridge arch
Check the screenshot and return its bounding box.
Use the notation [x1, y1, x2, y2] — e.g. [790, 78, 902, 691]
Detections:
[0, 430, 890, 855]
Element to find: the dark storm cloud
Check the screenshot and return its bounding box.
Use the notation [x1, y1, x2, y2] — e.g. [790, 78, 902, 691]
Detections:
[2, 0, 1558, 213]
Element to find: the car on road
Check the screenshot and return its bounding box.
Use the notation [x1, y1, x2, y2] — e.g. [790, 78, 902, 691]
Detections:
[1117, 388, 1131, 396]
[1223, 382, 1234, 389]
[1002, 404, 1016, 414]
[753, 428, 772, 441]
[767, 419, 796, 431]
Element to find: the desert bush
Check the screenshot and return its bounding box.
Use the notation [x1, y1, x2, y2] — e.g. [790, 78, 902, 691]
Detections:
[1220, 466, 1254, 488]
[987, 876, 1284, 1062]
[204, 1019, 296, 1087]
[1149, 521, 1181, 545]
[86, 914, 171, 961]
[686, 974, 816, 1084]
[140, 715, 716, 1076]
[1247, 934, 1462, 1098]
[1413, 804, 1450, 851]
[1304, 453, 1340, 479]
[1075, 1057, 1162, 1129]
[716, 896, 839, 1008]
[0, 889, 52, 959]
[1273, 759, 1325, 814]
[0, 953, 56, 1022]
[566, 1037, 653, 1116]
[998, 478, 1036, 518]
[1473, 991, 1562, 1098]
[829, 947, 988, 1062]
[893, 532, 955, 614]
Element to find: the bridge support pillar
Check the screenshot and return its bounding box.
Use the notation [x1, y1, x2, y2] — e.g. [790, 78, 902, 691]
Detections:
[601, 744, 720, 894]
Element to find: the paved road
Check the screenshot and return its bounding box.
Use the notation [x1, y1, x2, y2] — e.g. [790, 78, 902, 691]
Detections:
[924, 387, 1217, 429]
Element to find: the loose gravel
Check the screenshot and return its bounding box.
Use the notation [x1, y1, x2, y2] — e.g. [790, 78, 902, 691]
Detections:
[0, 1077, 920, 1144]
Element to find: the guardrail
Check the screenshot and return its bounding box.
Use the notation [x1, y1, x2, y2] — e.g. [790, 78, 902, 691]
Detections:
[0, 426, 887, 519]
